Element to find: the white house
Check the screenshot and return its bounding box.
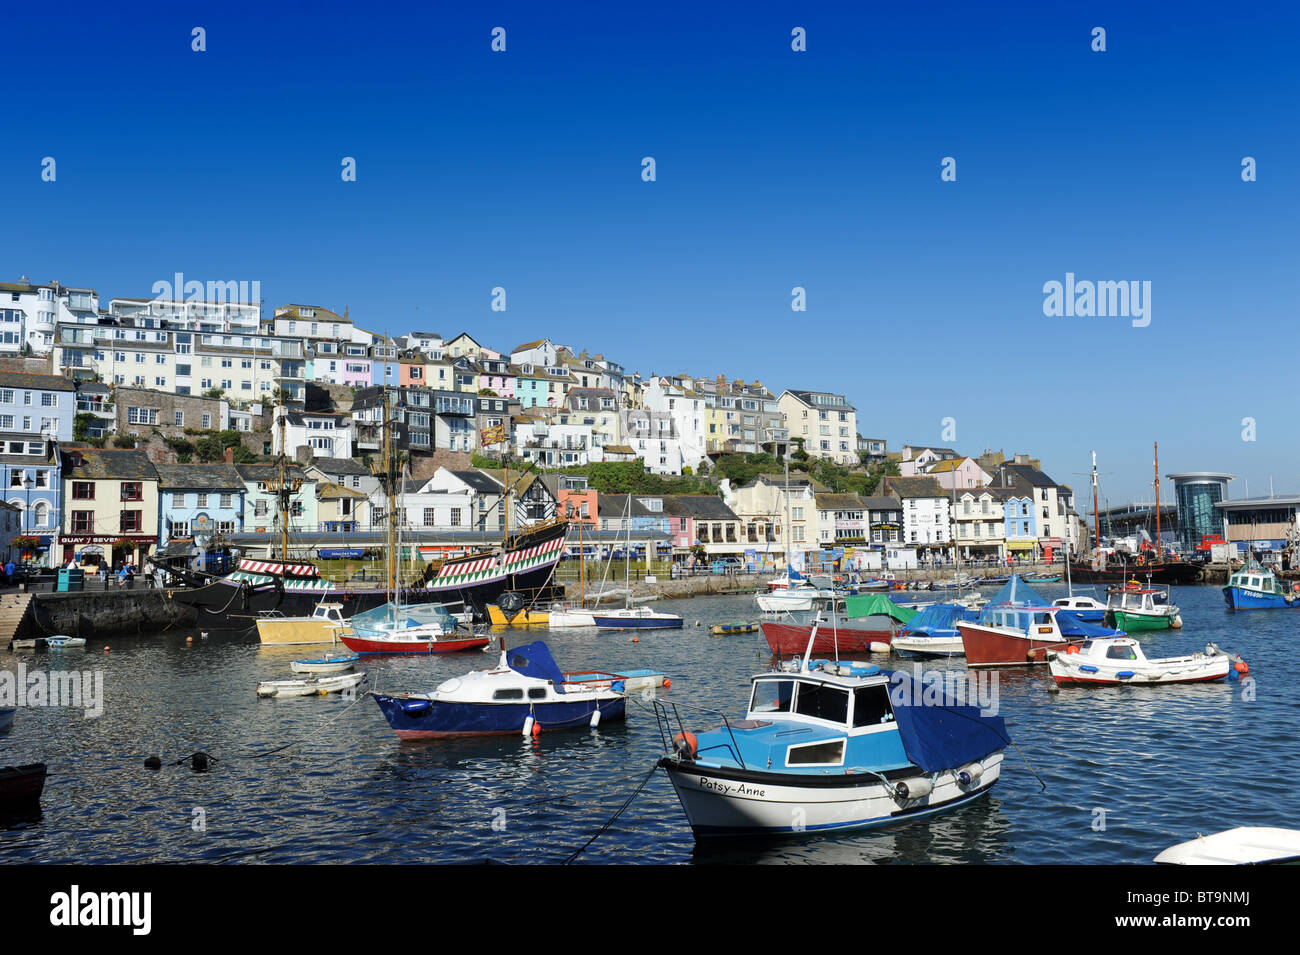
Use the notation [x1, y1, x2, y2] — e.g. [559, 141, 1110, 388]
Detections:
[272, 408, 354, 460]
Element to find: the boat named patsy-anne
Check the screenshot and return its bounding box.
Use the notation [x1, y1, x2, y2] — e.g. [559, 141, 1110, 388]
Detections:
[652, 622, 1009, 838]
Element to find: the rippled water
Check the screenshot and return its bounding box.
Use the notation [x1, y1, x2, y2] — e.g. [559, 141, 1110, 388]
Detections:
[1, 584, 1292, 864]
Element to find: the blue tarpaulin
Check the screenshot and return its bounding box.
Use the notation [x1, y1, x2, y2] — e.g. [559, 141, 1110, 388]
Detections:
[985, 575, 1048, 610]
[886, 669, 1010, 773]
[1054, 611, 1125, 639]
[901, 603, 979, 637]
[506, 641, 566, 693]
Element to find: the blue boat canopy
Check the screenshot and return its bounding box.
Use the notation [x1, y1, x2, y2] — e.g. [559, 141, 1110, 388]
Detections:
[886, 669, 1010, 773]
[506, 641, 565, 693]
[986, 574, 1048, 610]
[1054, 611, 1124, 639]
[901, 602, 978, 636]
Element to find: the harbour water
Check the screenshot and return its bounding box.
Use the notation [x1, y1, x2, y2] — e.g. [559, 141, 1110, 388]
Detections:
[0, 584, 1289, 864]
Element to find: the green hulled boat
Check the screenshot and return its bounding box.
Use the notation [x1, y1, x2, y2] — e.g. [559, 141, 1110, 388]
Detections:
[1105, 581, 1182, 631]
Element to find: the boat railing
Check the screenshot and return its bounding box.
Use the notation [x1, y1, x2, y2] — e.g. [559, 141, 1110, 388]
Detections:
[649, 698, 749, 771]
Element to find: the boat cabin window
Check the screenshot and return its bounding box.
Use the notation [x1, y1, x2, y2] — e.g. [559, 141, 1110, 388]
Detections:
[794, 682, 850, 725]
[1105, 644, 1138, 661]
[750, 679, 795, 714]
[853, 685, 895, 727]
[786, 739, 846, 766]
[492, 689, 524, 700]
[1034, 612, 1052, 626]
[527, 688, 548, 700]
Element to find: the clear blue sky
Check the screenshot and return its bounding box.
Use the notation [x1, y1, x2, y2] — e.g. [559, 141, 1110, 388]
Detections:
[3, 0, 1296, 503]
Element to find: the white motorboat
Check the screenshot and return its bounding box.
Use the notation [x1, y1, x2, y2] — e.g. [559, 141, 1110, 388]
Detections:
[1048, 638, 1244, 686]
[592, 606, 683, 630]
[1155, 827, 1300, 864]
[45, 636, 86, 649]
[1052, 595, 1108, 622]
[290, 653, 360, 674]
[256, 671, 367, 698]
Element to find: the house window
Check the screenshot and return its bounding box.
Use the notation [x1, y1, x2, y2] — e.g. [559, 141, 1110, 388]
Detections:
[72, 510, 94, 532]
[254, 500, 268, 517]
[174, 411, 184, 427]
[202, 414, 212, 429]
[72, 482, 95, 500]
[121, 483, 143, 502]
[196, 493, 208, 507]
[120, 511, 142, 533]
[220, 493, 233, 509]
[172, 493, 185, 507]
[450, 508, 461, 526]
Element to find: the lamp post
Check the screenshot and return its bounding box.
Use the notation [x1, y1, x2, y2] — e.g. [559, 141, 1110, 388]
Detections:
[21, 473, 32, 569]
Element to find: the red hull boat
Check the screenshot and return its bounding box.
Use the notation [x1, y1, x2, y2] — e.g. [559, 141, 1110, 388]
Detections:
[339, 634, 491, 655]
[762, 621, 892, 656]
[957, 621, 1072, 668]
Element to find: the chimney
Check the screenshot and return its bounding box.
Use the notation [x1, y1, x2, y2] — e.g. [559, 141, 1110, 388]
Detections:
[224, 446, 235, 464]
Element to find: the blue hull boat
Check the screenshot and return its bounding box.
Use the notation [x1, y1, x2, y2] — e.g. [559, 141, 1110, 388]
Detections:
[1223, 561, 1300, 610]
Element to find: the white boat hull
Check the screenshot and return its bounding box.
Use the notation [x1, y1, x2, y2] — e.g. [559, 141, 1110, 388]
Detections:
[891, 635, 965, 657]
[1049, 651, 1231, 685]
[257, 672, 367, 698]
[547, 610, 597, 628]
[661, 754, 1002, 836]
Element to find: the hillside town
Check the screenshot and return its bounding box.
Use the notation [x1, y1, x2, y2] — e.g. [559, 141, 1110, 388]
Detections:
[0, 276, 1244, 574]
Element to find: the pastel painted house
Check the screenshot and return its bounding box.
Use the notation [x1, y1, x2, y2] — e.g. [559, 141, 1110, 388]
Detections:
[236, 464, 317, 534]
[0, 434, 62, 566]
[157, 464, 246, 547]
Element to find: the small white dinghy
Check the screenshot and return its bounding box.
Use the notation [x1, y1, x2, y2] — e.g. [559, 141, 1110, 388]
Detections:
[257, 671, 367, 699]
[1156, 827, 1300, 865]
[1048, 638, 1245, 686]
[45, 636, 87, 649]
[290, 653, 360, 674]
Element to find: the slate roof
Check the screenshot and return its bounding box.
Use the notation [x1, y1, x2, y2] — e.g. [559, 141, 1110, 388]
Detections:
[0, 371, 77, 392]
[235, 464, 308, 483]
[450, 470, 505, 495]
[883, 476, 947, 499]
[62, 449, 157, 481]
[999, 463, 1057, 488]
[815, 493, 867, 510]
[317, 481, 367, 499]
[859, 496, 902, 510]
[310, 456, 370, 476]
[660, 495, 738, 520]
[155, 463, 244, 490]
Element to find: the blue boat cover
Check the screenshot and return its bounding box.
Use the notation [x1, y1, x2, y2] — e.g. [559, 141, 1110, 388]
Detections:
[789, 569, 805, 581]
[506, 641, 566, 693]
[985, 574, 1047, 610]
[886, 669, 1010, 773]
[1054, 611, 1123, 638]
[901, 603, 978, 637]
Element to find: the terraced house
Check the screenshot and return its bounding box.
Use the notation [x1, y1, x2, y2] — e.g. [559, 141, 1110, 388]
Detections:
[59, 448, 160, 568]
[157, 463, 246, 547]
[779, 389, 858, 465]
[0, 371, 76, 442]
[0, 433, 62, 566]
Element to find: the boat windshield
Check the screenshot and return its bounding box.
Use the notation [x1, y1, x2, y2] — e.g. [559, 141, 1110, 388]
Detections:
[1106, 644, 1139, 660]
[750, 679, 795, 714]
[793, 681, 850, 725]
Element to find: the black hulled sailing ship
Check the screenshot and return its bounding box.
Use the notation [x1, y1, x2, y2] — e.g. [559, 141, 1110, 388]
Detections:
[163, 396, 569, 632]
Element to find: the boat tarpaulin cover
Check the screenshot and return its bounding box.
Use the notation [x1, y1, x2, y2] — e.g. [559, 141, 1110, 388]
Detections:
[507, 641, 566, 693]
[845, 593, 918, 624]
[887, 669, 1010, 773]
[901, 603, 978, 636]
[1054, 611, 1124, 639]
[789, 569, 805, 581]
[986, 574, 1047, 610]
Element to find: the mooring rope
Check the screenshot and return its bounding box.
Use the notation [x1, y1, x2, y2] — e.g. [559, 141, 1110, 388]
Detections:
[563, 762, 660, 865]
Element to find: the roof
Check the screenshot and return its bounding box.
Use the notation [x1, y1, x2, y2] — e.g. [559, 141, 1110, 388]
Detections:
[783, 389, 856, 412]
[660, 495, 738, 520]
[62, 449, 158, 481]
[858, 496, 901, 510]
[449, 470, 505, 494]
[883, 476, 947, 499]
[925, 458, 974, 473]
[511, 339, 549, 353]
[603, 445, 636, 455]
[999, 463, 1058, 488]
[155, 463, 244, 490]
[815, 493, 867, 510]
[0, 371, 77, 392]
[597, 494, 659, 519]
[308, 456, 370, 476]
[235, 464, 308, 483]
[317, 481, 367, 499]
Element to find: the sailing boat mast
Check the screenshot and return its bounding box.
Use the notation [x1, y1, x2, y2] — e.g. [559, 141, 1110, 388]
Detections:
[1091, 450, 1101, 557]
[267, 392, 300, 562]
[784, 455, 792, 584]
[1153, 442, 1161, 560]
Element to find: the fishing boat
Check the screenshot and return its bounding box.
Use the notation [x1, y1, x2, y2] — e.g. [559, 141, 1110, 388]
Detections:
[652, 621, 1009, 837]
[1155, 827, 1300, 865]
[956, 576, 1125, 668]
[1047, 638, 1245, 687]
[371, 640, 627, 738]
[257, 671, 367, 698]
[1223, 560, 1300, 610]
[257, 602, 351, 646]
[710, 622, 758, 636]
[290, 652, 359, 674]
[890, 603, 980, 657]
[756, 584, 831, 613]
[564, 668, 668, 692]
[1105, 581, 1182, 631]
[45, 636, 86, 649]
[1022, 574, 1061, 583]
[0, 763, 46, 812]
[762, 594, 915, 655]
[487, 604, 550, 626]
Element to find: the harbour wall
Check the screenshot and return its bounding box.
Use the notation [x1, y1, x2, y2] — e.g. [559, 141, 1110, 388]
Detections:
[30, 589, 196, 639]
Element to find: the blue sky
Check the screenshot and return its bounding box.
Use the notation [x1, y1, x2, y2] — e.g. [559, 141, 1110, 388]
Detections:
[3, 1, 1296, 503]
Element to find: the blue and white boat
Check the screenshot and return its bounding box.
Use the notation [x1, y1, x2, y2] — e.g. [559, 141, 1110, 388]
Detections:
[1223, 560, 1300, 610]
[1051, 594, 1108, 623]
[592, 607, 683, 630]
[653, 623, 1009, 837]
[372, 641, 627, 738]
[890, 603, 980, 657]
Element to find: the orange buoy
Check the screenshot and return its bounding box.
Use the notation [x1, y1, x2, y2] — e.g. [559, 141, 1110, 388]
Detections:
[672, 731, 698, 759]
[186, 636, 193, 643]
[103, 646, 110, 652]
[1065, 644, 1080, 654]
[632, 636, 638, 643]
[662, 678, 671, 690]
[1235, 661, 1249, 674]
[531, 719, 542, 736]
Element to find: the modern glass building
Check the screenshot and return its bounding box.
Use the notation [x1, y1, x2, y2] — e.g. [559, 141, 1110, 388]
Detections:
[1166, 472, 1234, 552]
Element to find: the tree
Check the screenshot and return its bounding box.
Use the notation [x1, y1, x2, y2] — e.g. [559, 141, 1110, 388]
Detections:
[73, 412, 96, 442]
[791, 438, 810, 471]
[203, 388, 225, 399]
[112, 434, 135, 448]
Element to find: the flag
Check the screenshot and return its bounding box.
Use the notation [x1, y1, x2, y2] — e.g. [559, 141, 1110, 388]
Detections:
[480, 424, 506, 446]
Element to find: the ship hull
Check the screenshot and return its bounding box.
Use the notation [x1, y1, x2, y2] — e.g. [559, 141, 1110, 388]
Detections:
[1068, 560, 1202, 585]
